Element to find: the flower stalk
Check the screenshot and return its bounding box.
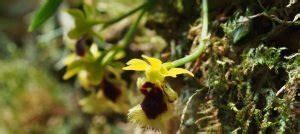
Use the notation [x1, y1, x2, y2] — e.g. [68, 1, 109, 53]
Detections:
[119, 8, 147, 48]
[169, 0, 209, 68]
[101, 2, 149, 30]
[101, 6, 147, 66]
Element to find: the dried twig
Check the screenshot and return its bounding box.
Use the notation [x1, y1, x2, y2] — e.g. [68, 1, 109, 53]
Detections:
[179, 89, 202, 132]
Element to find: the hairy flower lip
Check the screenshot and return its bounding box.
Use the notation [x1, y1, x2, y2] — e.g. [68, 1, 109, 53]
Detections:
[140, 82, 167, 119]
[127, 81, 177, 130]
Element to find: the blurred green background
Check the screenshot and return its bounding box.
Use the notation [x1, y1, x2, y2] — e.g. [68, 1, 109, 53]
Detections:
[0, 0, 85, 133]
[0, 0, 142, 133]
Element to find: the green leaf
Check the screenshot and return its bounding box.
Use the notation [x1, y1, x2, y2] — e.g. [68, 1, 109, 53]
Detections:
[28, 0, 62, 32]
[232, 22, 250, 43]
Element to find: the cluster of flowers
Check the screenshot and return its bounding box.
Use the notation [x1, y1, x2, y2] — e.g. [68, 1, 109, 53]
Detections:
[63, 37, 128, 114]
[63, 40, 193, 131]
[60, 0, 202, 132]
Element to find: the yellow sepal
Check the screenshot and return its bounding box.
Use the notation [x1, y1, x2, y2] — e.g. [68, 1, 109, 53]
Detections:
[123, 55, 194, 83]
[164, 68, 194, 77]
[123, 59, 148, 71]
[142, 55, 162, 68]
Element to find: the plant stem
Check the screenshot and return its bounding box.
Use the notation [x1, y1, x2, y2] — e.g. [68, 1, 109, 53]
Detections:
[170, 0, 209, 68]
[101, 2, 148, 30]
[101, 8, 147, 66]
[119, 8, 146, 47]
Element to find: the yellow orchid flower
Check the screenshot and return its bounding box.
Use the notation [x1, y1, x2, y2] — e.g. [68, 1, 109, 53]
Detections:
[123, 55, 194, 131]
[123, 55, 194, 84]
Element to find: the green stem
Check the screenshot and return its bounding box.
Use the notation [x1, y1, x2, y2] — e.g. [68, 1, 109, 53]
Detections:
[119, 8, 146, 47]
[101, 8, 147, 66]
[170, 0, 209, 68]
[101, 2, 148, 30]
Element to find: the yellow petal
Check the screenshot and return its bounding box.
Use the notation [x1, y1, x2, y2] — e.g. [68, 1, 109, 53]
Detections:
[63, 54, 77, 65]
[63, 60, 84, 80]
[123, 59, 148, 71]
[142, 55, 162, 68]
[90, 44, 101, 58]
[164, 68, 194, 77]
[78, 71, 91, 89]
[63, 66, 82, 80]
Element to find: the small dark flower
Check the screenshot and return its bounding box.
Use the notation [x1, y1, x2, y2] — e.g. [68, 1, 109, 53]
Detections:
[75, 37, 86, 57]
[102, 79, 122, 102]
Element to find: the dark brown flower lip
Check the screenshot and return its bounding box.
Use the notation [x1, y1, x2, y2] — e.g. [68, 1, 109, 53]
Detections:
[140, 82, 167, 119]
[102, 79, 122, 102]
[75, 37, 86, 57]
[75, 37, 94, 57]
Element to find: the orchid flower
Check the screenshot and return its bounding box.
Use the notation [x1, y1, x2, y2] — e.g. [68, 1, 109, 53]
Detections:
[123, 55, 193, 131]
